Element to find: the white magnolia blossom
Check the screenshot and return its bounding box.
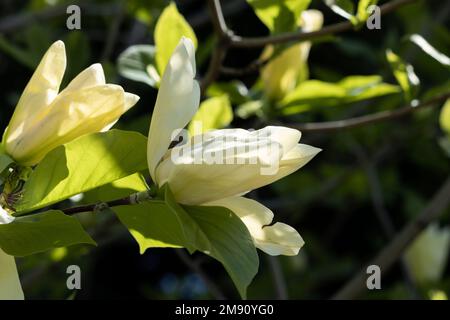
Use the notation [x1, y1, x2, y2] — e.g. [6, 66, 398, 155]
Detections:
[147, 37, 321, 256]
[0, 207, 24, 300]
[2, 40, 140, 166]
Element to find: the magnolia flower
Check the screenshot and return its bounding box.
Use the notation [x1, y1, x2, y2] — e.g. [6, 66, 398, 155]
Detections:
[261, 10, 324, 100]
[2, 40, 139, 166]
[405, 223, 450, 285]
[0, 207, 24, 300]
[147, 37, 321, 256]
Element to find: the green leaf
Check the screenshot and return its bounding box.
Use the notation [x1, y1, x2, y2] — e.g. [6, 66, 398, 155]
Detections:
[117, 45, 160, 87]
[16, 130, 148, 214]
[114, 201, 189, 252]
[0, 210, 95, 257]
[188, 95, 233, 135]
[324, 0, 355, 21]
[408, 34, 450, 67]
[116, 185, 258, 298]
[154, 3, 198, 75]
[184, 205, 259, 299]
[279, 76, 399, 114]
[247, 0, 311, 33]
[82, 173, 148, 204]
[440, 99, 450, 135]
[386, 49, 420, 102]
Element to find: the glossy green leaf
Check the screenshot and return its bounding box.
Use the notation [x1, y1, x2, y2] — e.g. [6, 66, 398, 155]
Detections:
[386, 49, 420, 102]
[117, 45, 160, 87]
[114, 200, 189, 252]
[82, 173, 148, 204]
[184, 205, 259, 299]
[0, 210, 95, 257]
[16, 130, 148, 214]
[154, 3, 198, 75]
[188, 95, 233, 135]
[247, 0, 311, 33]
[116, 185, 258, 298]
[236, 100, 265, 119]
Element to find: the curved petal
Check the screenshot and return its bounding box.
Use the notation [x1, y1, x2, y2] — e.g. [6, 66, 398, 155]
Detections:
[147, 37, 200, 183]
[205, 197, 304, 256]
[0, 249, 24, 300]
[62, 63, 106, 92]
[9, 85, 138, 166]
[5, 40, 66, 148]
[156, 127, 321, 204]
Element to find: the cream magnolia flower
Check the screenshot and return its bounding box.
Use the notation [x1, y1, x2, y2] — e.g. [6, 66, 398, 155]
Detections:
[0, 207, 24, 300]
[2, 40, 140, 166]
[147, 37, 321, 256]
[405, 224, 450, 284]
[261, 10, 324, 100]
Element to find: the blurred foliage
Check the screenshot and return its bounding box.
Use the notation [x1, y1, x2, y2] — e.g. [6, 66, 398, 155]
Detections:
[0, 0, 449, 300]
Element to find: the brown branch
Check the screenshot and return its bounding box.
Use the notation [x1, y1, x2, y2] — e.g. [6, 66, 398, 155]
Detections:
[200, 0, 232, 93]
[332, 175, 450, 300]
[285, 93, 450, 133]
[229, 0, 418, 48]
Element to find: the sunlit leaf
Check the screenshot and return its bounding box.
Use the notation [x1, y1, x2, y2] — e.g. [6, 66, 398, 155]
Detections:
[0, 210, 95, 257]
[154, 3, 197, 74]
[16, 130, 148, 214]
[386, 49, 420, 102]
[188, 95, 233, 135]
[116, 185, 258, 298]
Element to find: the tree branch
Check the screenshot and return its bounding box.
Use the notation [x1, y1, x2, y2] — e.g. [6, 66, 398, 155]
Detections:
[285, 93, 450, 133]
[200, 0, 232, 93]
[229, 0, 418, 48]
[332, 175, 450, 300]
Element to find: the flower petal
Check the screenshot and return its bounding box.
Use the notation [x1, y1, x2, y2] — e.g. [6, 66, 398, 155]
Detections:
[5, 40, 66, 148]
[62, 63, 106, 92]
[0, 249, 24, 300]
[9, 84, 138, 165]
[205, 197, 304, 256]
[156, 127, 320, 204]
[147, 37, 200, 183]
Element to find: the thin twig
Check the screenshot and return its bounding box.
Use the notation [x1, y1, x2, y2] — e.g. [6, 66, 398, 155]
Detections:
[286, 93, 450, 133]
[229, 0, 418, 48]
[200, 0, 232, 93]
[332, 176, 450, 300]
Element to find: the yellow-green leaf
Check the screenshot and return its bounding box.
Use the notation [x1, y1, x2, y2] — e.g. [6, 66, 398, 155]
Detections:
[188, 95, 233, 135]
[154, 3, 197, 75]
